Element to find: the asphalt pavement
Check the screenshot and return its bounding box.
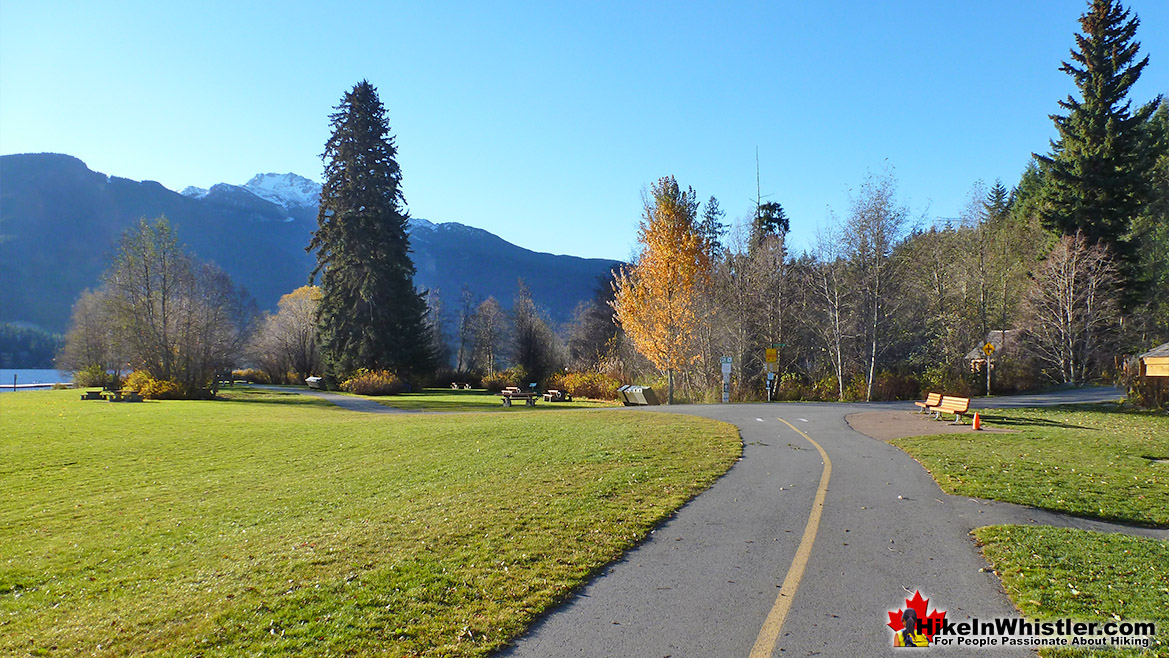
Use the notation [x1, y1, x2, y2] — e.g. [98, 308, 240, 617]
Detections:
[499, 401, 1065, 657]
[257, 384, 1136, 656]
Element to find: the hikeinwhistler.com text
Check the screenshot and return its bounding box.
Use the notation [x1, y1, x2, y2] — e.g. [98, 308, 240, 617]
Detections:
[921, 617, 1157, 649]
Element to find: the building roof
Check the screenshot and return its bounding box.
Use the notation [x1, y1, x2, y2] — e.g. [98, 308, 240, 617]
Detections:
[965, 329, 1022, 361]
[1139, 342, 1169, 359]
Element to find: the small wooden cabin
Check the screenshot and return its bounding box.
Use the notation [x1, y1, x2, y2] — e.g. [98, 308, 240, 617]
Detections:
[1138, 343, 1169, 377]
[965, 329, 1020, 372]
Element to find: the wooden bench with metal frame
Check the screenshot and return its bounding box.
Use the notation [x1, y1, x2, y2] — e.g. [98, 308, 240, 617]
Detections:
[928, 395, 971, 424]
[914, 391, 942, 413]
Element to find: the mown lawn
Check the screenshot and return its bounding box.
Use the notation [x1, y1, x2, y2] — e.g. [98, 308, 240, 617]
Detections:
[892, 405, 1169, 527]
[975, 526, 1168, 657]
[0, 388, 739, 656]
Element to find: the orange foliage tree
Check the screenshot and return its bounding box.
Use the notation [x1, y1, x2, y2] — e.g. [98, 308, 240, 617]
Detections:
[612, 177, 712, 403]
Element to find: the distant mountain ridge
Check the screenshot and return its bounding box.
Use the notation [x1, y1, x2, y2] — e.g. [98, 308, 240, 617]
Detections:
[0, 153, 619, 336]
[182, 172, 321, 213]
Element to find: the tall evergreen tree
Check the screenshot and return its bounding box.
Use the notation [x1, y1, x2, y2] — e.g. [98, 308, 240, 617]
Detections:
[983, 180, 1010, 224]
[308, 81, 433, 379]
[1036, 0, 1160, 255]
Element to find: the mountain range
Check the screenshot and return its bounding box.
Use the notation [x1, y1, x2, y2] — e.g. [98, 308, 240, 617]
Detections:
[0, 153, 620, 334]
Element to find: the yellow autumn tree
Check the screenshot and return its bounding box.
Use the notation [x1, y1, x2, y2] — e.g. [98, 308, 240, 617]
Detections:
[612, 176, 712, 403]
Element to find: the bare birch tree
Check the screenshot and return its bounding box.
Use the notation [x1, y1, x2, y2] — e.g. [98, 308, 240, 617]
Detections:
[1024, 232, 1122, 384]
[840, 171, 908, 401]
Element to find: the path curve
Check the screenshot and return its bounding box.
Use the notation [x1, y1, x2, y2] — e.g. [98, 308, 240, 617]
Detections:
[252, 384, 1157, 655]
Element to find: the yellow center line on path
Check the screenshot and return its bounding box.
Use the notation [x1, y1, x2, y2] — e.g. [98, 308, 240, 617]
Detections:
[749, 417, 833, 658]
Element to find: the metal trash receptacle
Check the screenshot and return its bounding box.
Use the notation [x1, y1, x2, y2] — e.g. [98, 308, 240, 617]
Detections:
[640, 386, 660, 405]
[616, 385, 633, 406]
[626, 386, 647, 405]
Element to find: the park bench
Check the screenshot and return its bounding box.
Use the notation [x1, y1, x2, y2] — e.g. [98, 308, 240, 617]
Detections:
[543, 389, 572, 402]
[500, 386, 537, 407]
[914, 392, 942, 413]
[928, 395, 971, 424]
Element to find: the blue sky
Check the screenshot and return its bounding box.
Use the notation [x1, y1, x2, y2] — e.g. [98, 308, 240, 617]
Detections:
[2, 1, 1165, 261]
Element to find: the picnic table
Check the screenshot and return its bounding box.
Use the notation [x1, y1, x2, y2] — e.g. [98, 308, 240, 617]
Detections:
[105, 389, 143, 402]
[500, 386, 537, 407]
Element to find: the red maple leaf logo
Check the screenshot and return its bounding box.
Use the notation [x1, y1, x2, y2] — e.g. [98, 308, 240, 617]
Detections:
[887, 590, 947, 642]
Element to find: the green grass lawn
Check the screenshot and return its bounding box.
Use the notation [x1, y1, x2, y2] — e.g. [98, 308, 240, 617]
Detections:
[0, 388, 739, 657]
[345, 387, 621, 412]
[975, 526, 1169, 657]
[892, 405, 1169, 527]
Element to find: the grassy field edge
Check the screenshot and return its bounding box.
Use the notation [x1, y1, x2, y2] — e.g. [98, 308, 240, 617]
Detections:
[0, 389, 740, 657]
[974, 525, 1168, 657]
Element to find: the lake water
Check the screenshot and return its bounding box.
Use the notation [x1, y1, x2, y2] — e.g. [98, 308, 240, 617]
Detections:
[0, 369, 72, 391]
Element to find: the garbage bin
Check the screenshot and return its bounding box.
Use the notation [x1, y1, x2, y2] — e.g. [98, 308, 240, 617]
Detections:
[640, 386, 660, 405]
[626, 386, 647, 405]
[616, 385, 633, 406]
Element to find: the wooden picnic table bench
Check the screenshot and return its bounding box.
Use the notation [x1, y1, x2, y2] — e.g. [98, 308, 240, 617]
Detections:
[81, 389, 104, 401]
[928, 395, 970, 424]
[542, 389, 572, 402]
[914, 392, 942, 413]
[500, 386, 537, 407]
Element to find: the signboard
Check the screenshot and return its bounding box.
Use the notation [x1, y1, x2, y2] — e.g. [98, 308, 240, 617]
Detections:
[766, 348, 778, 363]
[983, 343, 995, 357]
[720, 356, 731, 402]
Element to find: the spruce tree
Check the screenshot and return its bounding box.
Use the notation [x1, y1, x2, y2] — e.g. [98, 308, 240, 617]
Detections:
[1036, 0, 1160, 255]
[308, 81, 433, 380]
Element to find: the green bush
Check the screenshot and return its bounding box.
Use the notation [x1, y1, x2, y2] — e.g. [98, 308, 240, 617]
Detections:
[232, 368, 271, 385]
[813, 375, 841, 400]
[122, 370, 204, 400]
[339, 369, 404, 396]
[73, 364, 119, 389]
[547, 371, 621, 400]
[139, 378, 188, 400]
[872, 371, 921, 401]
[482, 366, 528, 393]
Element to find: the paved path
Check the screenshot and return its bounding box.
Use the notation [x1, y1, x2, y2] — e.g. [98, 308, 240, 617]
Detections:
[499, 388, 1148, 658]
[501, 402, 1035, 657]
[258, 384, 1150, 656]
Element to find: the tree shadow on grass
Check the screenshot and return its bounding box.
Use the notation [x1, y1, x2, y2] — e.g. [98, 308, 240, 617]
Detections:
[976, 412, 1093, 431]
[370, 399, 614, 413]
[217, 389, 335, 408]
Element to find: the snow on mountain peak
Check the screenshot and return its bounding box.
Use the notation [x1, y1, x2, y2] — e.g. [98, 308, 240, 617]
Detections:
[242, 173, 321, 209]
[407, 217, 436, 232]
[181, 185, 209, 199]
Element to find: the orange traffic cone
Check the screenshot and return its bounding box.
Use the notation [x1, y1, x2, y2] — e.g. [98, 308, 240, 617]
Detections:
[972, 412, 981, 431]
